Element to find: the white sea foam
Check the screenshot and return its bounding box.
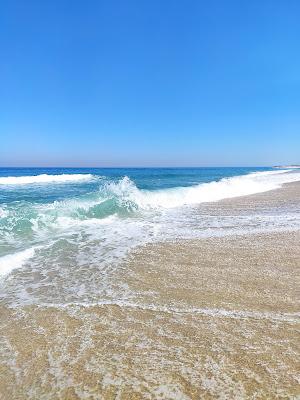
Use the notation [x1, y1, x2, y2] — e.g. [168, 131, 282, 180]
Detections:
[0, 247, 37, 278]
[0, 207, 8, 218]
[107, 169, 300, 209]
[38, 301, 300, 323]
[0, 173, 93, 185]
[1, 168, 300, 306]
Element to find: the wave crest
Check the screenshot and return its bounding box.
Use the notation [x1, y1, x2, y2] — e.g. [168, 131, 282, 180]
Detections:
[97, 169, 300, 209]
[1, 170, 299, 245]
[0, 174, 93, 185]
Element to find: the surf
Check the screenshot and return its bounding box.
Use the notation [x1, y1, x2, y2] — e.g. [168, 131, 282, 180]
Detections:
[0, 247, 38, 278]
[0, 173, 93, 185]
[104, 169, 300, 209]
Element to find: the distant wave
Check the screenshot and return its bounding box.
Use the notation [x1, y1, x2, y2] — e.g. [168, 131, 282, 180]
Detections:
[0, 173, 93, 185]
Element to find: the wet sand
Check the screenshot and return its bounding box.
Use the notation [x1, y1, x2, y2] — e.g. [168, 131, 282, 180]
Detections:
[0, 183, 299, 399]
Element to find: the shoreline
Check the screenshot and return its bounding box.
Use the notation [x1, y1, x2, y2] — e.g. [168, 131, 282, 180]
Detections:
[0, 180, 299, 399]
[198, 180, 300, 212]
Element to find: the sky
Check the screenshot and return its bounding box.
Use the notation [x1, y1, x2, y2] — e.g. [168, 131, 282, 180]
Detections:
[0, 0, 299, 167]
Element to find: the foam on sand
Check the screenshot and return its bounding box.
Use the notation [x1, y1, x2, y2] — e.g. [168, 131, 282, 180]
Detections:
[0, 173, 93, 185]
[39, 300, 300, 323]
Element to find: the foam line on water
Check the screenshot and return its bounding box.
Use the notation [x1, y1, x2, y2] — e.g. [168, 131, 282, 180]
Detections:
[0, 207, 9, 218]
[0, 173, 93, 185]
[0, 247, 37, 278]
[37, 301, 300, 323]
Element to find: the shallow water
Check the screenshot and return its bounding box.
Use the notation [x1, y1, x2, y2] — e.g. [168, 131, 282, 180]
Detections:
[0, 167, 300, 307]
[1, 231, 299, 399]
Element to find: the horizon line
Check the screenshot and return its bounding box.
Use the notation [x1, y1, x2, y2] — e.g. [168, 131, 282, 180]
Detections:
[0, 165, 277, 169]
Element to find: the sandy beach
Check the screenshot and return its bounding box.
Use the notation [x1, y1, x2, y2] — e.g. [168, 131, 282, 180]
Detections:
[2, 0, 300, 397]
[0, 182, 299, 399]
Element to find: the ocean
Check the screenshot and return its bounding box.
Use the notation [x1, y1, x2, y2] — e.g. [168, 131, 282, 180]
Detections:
[0, 167, 300, 307]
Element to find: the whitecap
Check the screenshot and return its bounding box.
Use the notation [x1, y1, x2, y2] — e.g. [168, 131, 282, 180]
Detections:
[0, 173, 93, 185]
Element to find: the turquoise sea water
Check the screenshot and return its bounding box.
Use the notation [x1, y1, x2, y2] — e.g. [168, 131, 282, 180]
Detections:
[0, 167, 299, 306]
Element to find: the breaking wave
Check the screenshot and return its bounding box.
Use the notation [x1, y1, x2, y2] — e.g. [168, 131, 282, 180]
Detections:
[1, 168, 300, 304]
[104, 169, 300, 210]
[1, 170, 300, 235]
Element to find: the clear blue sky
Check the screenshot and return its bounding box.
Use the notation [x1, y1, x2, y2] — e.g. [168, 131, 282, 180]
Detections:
[1, 0, 299, 167]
